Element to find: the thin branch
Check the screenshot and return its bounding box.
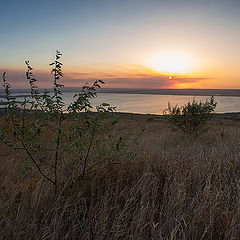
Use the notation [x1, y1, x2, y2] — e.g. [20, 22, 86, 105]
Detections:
[81, 123, 97, 179]
[54, 112, 63, 194]
[19, 138, 55, 185]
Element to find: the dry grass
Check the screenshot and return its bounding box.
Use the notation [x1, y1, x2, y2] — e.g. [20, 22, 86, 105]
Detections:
[0, 114, 240, 239]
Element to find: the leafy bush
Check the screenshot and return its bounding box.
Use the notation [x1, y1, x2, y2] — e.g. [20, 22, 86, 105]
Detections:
[0, 50, 119, 194]
[164, 97, 217, 137]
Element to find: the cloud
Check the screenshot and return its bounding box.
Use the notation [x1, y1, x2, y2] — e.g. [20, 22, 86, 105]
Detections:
[64, 76, 207, 89]
[63, 64, 208, 88]
[175, 77, 209, 83]
[104, 76, 207, 88]
[0, 64, 208, 89]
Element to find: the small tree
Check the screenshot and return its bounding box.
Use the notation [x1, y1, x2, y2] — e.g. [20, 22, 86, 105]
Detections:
[0, 51, 117, 195]
[164, 97, 217, 137]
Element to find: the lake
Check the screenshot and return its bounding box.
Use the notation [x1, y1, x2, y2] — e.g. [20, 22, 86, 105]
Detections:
[62, 92, 240, 114]
[1, 92, 239, 114]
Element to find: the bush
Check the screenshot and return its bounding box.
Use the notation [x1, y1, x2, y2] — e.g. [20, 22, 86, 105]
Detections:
[164, 97, 217, 137]
[0, 50, 118, 195]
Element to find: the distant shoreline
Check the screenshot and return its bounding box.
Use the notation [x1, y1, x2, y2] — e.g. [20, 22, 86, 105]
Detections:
[97, 88, 240, 97]
[0, 88, 240, 97]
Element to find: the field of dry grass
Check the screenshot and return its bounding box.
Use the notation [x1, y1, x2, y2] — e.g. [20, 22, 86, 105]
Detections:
[0, 113, 240, 239]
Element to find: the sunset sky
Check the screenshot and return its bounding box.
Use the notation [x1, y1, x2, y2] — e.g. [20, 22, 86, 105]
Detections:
[1, 0, 240, 89]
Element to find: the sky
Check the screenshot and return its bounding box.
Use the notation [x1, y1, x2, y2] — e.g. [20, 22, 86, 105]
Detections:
[1, 0, 240, 89]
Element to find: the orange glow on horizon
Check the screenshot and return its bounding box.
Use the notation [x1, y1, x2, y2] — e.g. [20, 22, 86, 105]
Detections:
[4, 61, 238, 89]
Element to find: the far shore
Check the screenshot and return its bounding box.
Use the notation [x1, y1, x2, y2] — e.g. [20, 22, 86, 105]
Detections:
[97, 88, 240, 97]
[0, 88, 240, 97]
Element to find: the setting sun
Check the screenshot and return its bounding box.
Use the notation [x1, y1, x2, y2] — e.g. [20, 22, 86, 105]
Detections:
[146, 52, 195, 74]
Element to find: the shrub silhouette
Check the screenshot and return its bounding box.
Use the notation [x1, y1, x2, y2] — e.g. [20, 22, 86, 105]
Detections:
[164, 97, 217, 137]
[0, 50, 117, 194]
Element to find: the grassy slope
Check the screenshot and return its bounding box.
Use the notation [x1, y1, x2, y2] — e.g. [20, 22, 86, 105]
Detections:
[0, 114, 240, 240]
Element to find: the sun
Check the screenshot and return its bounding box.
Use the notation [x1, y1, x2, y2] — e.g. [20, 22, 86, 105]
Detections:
[147, 52, 194, 74]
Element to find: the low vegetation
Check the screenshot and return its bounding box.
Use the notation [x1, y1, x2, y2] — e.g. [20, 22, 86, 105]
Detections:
[164, 97, 217, 137]
[0, 51, 117, 195]
[1, 113, 240, 239]
[0, 52, 240, 239]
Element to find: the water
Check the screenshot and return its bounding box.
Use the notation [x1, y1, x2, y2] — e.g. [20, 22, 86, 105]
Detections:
[63, 92, 240, 114]
[1, 92, 239, 114]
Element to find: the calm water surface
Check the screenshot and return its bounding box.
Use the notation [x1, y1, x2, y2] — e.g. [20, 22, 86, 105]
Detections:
[2, 92, 239, 114]
[62, 92, 240, 114]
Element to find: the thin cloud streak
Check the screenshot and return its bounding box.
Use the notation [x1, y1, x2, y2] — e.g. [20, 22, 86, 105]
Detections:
[0, 64, 208, 89]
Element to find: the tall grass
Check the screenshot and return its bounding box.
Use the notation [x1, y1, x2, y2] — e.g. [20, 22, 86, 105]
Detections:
[0, 115, 240, 239]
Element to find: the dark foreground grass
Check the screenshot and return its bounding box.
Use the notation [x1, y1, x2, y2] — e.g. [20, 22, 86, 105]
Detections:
[0, 114, 240, 240]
